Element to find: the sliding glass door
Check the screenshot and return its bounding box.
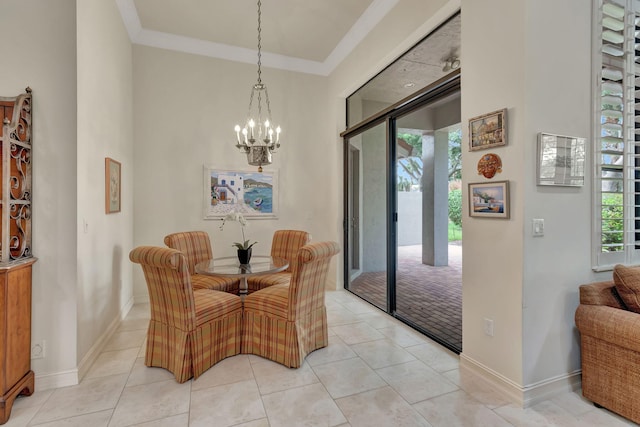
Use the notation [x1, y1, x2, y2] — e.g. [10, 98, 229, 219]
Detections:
[343, 82, 462, 353]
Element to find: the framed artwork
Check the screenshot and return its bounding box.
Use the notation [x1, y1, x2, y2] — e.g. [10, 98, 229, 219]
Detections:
[203, 166, 278, 219]
[105, 158, 121, 214]
[469, 108, 507, 151]
[537, 132, 586, 186]
[468, 180, 509, 219]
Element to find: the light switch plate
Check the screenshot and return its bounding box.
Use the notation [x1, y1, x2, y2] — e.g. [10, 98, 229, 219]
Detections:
[532, 218, 544, 237]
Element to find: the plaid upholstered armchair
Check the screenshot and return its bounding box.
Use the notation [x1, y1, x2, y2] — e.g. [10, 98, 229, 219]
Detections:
[242, 241, 340, 367]
[164, 231, 240, 294]
[130, 246, 243, 383]
[246, 229, 311, 293]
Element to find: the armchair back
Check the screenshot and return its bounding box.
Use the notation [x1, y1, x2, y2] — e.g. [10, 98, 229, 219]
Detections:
[164, 231, 213, 275]
[288, 241, 340, 320]
[129, 246, 196, 332]
[271, 229, 311, 273]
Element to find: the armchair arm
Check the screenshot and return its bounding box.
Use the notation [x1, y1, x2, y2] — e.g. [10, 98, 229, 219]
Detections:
[575, 304, 640, 353]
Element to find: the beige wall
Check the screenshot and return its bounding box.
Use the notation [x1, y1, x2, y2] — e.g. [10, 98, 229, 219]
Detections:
[131, 46, 334, 300]
[461, 0, 527, 387]
[0, 0, 79, 385]
[520, 0, 596, 387]
[461, 0, 602, 401]
[76, 0, 134, 374]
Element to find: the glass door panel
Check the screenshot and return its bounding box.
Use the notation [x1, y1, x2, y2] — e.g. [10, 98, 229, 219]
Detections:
[345, 122, 388, 311]
[394, 99, 463, 353]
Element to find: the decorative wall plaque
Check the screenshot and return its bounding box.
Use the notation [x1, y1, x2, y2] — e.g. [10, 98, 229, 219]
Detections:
[477, 153, 502, 179]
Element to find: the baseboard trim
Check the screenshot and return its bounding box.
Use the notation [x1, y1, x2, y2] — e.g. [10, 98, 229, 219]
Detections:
[459, 353, 582, 408]
[33, 297, 137, 391]
[76, 297, 135, 382]
[35, 369, 79, 391]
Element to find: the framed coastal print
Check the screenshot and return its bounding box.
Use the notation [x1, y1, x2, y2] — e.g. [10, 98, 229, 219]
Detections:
[105, 158, 121, 214]
[537, 132, 586, 186]
[203, 166, 278, 219]
[468, 180, 509, 219]
[469, 108, 507, 151]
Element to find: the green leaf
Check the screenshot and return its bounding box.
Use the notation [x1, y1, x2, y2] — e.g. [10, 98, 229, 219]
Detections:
[231, 240, 258, 250]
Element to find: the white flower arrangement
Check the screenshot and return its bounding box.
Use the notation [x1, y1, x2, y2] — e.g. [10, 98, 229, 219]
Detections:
[219, 211, 257, 250]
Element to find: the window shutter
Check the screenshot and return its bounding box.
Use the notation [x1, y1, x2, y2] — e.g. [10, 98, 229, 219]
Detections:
[593, 0, 640, 269]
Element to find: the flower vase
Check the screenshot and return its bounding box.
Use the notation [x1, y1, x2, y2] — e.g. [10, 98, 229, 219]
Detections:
[237, 247, 252, 265]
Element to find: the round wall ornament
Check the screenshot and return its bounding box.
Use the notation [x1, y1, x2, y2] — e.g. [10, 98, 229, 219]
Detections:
[477, 153, 502, 179]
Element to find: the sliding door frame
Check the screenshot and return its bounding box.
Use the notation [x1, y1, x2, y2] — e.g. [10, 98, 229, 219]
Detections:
[342, 72, 461, 318]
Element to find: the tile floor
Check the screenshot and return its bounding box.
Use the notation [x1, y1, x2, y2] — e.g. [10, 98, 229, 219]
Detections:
[6, 290, 636, 427]
[350, 244, 462, 353]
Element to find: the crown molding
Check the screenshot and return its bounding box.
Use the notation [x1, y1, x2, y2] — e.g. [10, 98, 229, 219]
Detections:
[115, 0, 398, 76]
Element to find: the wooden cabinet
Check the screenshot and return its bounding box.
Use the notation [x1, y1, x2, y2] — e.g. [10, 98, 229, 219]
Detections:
[0, 89, 35, 425]
[0, 259, 35, 424]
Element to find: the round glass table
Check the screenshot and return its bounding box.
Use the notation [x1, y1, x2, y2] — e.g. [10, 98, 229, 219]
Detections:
[195, 256, 288, 296]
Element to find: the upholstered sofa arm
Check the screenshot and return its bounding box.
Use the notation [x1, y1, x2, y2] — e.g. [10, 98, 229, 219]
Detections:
[575, 304, 640, 353]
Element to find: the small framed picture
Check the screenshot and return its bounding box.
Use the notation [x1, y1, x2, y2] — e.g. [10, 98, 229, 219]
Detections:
[469, 108, 507, 151]
[537, 132, 586, 186]
[105, 158, 121, 214]
[468, 181, 509, 219]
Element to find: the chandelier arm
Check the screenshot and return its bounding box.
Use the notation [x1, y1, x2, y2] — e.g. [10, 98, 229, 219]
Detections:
[264, 86, 273, 123]
[257, 90, 263, 129]
[246, 88, 256, 126]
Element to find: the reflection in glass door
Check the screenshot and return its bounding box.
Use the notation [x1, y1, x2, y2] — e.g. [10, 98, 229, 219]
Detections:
[394, 102, 463, 353]
[345, 122, 388, 311]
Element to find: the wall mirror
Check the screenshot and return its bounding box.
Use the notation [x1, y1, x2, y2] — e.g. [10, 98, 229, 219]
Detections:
[537, 132, 586, 186]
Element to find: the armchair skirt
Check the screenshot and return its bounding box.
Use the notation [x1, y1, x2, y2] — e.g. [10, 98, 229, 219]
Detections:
[242, 241, 339, 367]
[130, 246, 243, 383]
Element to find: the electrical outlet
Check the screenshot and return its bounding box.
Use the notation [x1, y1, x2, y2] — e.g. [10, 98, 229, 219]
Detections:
[31, 340, 45, 359]
[483, 318, 494, 337]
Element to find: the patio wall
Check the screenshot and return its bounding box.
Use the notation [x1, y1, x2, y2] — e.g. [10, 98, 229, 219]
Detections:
[398, 192, 422, 246]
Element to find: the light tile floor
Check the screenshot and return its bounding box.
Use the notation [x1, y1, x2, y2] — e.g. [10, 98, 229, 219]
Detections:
[6, 290, 637, 427]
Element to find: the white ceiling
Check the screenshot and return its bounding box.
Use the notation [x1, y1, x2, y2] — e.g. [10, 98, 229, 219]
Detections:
[114, 1, 461, 104]
[115, 0, 399, 75]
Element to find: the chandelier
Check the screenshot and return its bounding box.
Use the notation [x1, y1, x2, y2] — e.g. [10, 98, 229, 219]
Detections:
[234, 0, 281, 172]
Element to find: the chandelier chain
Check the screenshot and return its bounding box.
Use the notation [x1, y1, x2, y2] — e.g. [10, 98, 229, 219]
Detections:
[256, 0, 262, 85]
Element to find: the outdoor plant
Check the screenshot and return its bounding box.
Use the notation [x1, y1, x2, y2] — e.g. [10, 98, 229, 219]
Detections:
[601, 193, 623, 251]
[448, 189, 462, 228]
[220, 211, 257, 250]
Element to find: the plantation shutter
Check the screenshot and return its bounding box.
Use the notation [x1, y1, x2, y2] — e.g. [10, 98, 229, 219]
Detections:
[593, 0, 640, 269]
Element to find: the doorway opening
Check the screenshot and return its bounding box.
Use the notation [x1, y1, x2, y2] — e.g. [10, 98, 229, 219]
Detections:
[344, 86, 462, 353]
